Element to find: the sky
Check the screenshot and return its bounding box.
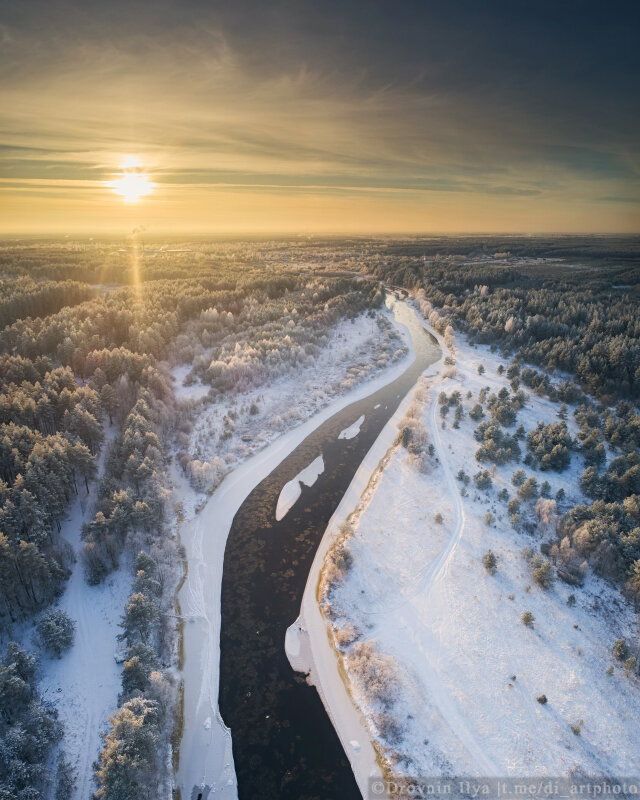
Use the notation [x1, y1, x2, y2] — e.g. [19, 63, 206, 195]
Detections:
[0, 0, 639, 234]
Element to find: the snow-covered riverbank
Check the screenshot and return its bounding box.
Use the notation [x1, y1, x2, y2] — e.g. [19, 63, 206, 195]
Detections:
[175, 298, 423, 798]
[323, 318, 640, 784]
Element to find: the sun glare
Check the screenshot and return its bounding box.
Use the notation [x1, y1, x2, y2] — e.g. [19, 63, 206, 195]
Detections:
[108, 160, 154, 202]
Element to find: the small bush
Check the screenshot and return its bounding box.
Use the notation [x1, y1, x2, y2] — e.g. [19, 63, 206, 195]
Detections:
[532, 560, 555, 590]
[571, 724, 581, 735]
[483, 550, 497, 574]
[512, 469, 526, 487]
[434, 513, 443, 524]
[483, 512, 495, 526]
[474, 469, 492, 490]
[567, 594, 576, 607]
[522, 611, 535, 627]
[624, 657, 637, 676]
[536, 694, 547, 704]
[613, 638, 628, 661]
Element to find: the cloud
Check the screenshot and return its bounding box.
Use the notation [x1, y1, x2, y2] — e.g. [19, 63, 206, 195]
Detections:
[0, 0, 638, 231]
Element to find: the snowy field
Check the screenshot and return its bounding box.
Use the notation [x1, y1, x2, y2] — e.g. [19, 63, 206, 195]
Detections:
[324, 324, 640, 783]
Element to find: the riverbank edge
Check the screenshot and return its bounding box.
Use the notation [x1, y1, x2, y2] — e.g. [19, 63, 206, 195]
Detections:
[289, 302, 446, 797]
[175, 297, 420, 796]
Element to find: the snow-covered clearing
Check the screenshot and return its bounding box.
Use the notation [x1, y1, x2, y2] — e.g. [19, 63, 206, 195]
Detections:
[171, 363, 210, 401]
[174, 298, 418, 799]
[325, 324, 640, 782]
[39, 428, 131, 800]
[275, 454, 325, 521]
[178, 310, 407, 492]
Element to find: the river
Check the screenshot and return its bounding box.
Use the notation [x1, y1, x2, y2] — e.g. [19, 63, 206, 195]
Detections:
[177, 298, 441, 800]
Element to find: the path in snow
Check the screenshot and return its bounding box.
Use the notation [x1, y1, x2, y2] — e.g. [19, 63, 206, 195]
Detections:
[39, 429, 131, 800]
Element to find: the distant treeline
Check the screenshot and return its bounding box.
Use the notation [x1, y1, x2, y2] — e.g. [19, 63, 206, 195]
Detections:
[368, 254, 640, 401]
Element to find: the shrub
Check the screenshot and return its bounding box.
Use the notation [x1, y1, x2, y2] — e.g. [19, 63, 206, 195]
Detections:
[571, 724, 581, 735]
[484, 512, 495, 526]
[434, 513, 443, 524]
[522, 611, 535, 627]
[498, 488, 509, 502]
[613, 638, 628, 661]
[567, 594, 576, 607]
[532, 560, 555, 589]
[478, 364, 485, 375]
[624, 657, 637, 676]
[512, 469, 526, 487]
[36, 609, 76, 657]
[483, 550, 497, 574]
[537, 694, 547, 704]
[400, 426, 412, 448]
[507, 498, 521, 515]
[474, 469, 492, 490]
[518, 477, 539, 500]
[347, 640, 399, 708]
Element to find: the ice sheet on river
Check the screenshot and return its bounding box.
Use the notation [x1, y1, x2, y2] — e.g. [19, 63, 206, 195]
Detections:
[275, 455, 325, 521]
[338, 414, 365, 440]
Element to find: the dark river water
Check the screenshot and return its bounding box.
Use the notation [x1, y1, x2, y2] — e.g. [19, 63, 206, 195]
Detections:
[217, 301, 440, 800]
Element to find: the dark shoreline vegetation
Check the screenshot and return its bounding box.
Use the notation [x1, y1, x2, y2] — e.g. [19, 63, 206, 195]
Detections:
[0, 234, 638, 798]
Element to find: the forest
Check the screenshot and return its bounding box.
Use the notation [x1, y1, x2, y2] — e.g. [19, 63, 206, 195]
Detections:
[0, 239, 385, 799]
[0, 235, 637, 798]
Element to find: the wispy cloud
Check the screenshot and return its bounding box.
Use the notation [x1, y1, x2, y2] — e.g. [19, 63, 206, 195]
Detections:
[0, 0, 638, 232]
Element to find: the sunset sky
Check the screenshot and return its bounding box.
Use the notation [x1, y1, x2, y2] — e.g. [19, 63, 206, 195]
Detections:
[1, 0, 638, 234]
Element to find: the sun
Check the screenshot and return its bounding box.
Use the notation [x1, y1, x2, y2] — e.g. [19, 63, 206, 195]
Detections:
[108, 159, 154, 202]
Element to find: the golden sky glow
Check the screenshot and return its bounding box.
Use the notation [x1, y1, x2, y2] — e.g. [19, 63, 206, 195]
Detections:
[0, 1, 638, 234]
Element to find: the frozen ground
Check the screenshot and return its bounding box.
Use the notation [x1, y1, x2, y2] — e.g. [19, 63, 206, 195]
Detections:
[325, 323, 640, 781]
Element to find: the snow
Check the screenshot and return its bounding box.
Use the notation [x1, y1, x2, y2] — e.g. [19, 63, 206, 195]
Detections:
[338, 414, 365, 440]
[323, 317, 640, 781]
[38, 427, 132, 800]
[184, 310, 408, 491]
[171, 363, 210, 401]
[175, 297, 420, 799]
[275, 455, 324, 521]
